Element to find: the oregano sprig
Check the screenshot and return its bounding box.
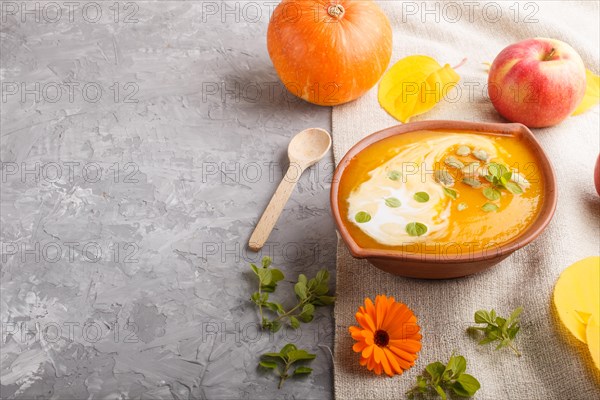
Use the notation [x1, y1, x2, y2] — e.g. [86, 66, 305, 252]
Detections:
[407, 353, 481, 399]
[484, 163, 523, 196]
[258, 343, 315, 389]
[250, 257, 335, 332]
[468, 307, 523, 356]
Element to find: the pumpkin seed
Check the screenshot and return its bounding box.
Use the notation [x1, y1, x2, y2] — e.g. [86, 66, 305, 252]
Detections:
[444, 156, 464, 169]
[473, 149, 489, 161]
[434, 170, 455, 187]
[457, 202, 468, 211]
[456, 145, 471, 156]
[462, 177, 482, 188]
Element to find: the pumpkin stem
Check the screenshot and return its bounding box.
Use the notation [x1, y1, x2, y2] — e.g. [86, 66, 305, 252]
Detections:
[328, 4, 345, 19]
[452, 58, 468, 70]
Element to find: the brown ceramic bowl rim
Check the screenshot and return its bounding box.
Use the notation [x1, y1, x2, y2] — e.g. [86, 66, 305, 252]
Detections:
[330, 120, 558, 263]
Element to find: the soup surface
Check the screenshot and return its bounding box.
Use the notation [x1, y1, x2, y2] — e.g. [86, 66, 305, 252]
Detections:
[338, 130, 545, 253]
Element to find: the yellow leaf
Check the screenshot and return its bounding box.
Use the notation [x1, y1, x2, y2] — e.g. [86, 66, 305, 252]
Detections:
[572, 69, 600, 116]
[378, 55, 461, 123]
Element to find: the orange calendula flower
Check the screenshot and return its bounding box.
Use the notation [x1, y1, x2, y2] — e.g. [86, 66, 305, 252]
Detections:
[349, 295, 422, 377]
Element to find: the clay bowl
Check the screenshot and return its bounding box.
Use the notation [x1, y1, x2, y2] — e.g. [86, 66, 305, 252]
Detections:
[330, 120, 557, 279]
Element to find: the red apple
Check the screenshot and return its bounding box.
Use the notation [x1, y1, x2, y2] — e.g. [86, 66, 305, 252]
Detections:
[488, 38, 586, 128]
[595, 154, 600, 196]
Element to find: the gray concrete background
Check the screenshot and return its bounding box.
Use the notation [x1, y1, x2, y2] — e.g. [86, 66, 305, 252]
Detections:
[0, 1, 335, 398]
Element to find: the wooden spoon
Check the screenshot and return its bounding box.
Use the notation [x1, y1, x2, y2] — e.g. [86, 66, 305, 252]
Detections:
[248, 128, 332, 251]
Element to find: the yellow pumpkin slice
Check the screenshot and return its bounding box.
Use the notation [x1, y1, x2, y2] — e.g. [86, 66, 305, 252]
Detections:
[572, 69, 600, 116]
[553, 256, 600, 343]
[586, 314, 600, 370]
[377, 55, 461, 123]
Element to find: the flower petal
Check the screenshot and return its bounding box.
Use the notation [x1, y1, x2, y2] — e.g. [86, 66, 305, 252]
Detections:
[364, 297, 376, 324]
[375, 295, 388, 329]
[353, 341, 368, 353]
[362, 344, 374, 359]
[367, 355, 376, 371]
[383, 347, 403, 375]
[374, 363, 383, 375]
[379, 348, 393, 376]
[373, 345, 384, 364]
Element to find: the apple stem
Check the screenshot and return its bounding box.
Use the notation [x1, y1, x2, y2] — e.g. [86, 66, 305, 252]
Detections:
[544, 48, 556, 61]
[452, 58, 468, 70]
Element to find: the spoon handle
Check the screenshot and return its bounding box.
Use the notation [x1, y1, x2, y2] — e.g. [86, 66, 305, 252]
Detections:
[248, 164, 303, 251]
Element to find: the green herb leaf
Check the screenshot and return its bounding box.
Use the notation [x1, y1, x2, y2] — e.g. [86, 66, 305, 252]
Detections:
[270, 268, 284, 283]
[259, 344, 316, 389]
[425, 361, 446, 379]
[257, 268, 272, 285]
[483, 187, 501, 201]
[290, 316, 300, 329]
[261, 257, 272, 268]
[482, 202, 499, 212]
[259, 360, 278, 369]
[414, 192, 430, 203]
[280, 344, 297, 357]
[293, 366, 313, 375]
[408, 354, 480, 399]
[385, 197, 402, 208]
[287, 350, 316, 363]
[445, 355, 467, 378]
[298, 304, 315, 323]
[443, 187, 458, 200]
[435, 385, 447, 400]
[294, 281, 307, 300]
[452, 374, 481, 397]
[355, 211, 371, 223]
[474, 310, 492, 324]
[387, 170, 402, 181]
[250, 258, 334, 333]
[316, 269, 329, 282]
[261, 352, 285, 359]
[505, 181, 523, 194]
[314, 295, 336, 306]
[469, 307, 522, 356]
[265, 302, 285, 314]
[487, 162, 501, 177]
[269, 320, 282, 332]
[406, 222, 428, 237]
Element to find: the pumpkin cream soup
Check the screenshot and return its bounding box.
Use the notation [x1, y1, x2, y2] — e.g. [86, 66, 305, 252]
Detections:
[338, 130, 544, 253]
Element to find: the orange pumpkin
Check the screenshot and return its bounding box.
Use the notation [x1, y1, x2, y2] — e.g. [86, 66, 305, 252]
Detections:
[267, 0, 393, 106]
